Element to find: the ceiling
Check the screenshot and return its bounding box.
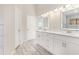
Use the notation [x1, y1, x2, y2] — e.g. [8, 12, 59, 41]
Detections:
[34, 4, 66, 15]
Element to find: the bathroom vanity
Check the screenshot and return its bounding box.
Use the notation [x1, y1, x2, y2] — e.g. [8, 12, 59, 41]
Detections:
[36, 30, 79, 55]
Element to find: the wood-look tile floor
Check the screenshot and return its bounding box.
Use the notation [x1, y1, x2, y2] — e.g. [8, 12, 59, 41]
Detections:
[14, 40, 52, 55]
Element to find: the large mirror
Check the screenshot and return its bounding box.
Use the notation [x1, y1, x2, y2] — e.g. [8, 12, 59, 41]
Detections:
[37, 16, 49, 31]
[62, 8, 79, 30]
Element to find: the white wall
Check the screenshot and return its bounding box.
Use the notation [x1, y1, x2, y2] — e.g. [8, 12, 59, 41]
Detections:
[49, 10, 62, 31]
[3, 5, 15, 54]
[22, 5, 37, 41]
[26, 16, 36, 40]
[15, 5, 23, 48]
[0, 5, 4, 54]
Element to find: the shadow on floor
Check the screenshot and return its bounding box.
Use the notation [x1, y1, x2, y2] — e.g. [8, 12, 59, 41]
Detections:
[14, 40, 53, 55]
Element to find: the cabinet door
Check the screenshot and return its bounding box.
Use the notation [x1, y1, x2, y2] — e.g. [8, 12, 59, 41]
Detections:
[36, 32, 49, 48]
[36, 32, 51, 52]
[36, 32, 43, 45]
[49, 38, 64, 54]
[26, 16, 36, 40]
[56, 34, 79, 54]
[40, 33, 50, 51]
[64, 41, 79, 55]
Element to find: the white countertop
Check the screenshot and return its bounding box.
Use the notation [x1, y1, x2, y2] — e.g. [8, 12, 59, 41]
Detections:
[37, 30, 79, 38]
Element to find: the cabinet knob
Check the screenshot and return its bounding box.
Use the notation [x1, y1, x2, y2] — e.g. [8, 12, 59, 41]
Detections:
[18, 29, 20, 32]
[62, 42, 66, 48]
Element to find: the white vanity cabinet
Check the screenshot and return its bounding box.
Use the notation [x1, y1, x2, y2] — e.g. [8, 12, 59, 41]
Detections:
[63, 41, 79, 54]
[36, 32, 50, 51]
[52, 34, 79, 55]
[36, 31, 79, 55]
[56, 34, 79, 54]
[36, 31, 64, 54]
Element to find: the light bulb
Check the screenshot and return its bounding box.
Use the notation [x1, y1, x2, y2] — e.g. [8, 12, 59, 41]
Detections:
[65, 4, 71, 8]
[54, 8, 58, 12]
[59, 7, 65, 11]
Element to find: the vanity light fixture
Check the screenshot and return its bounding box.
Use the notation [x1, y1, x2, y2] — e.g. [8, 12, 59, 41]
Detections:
[41, 13, 48, 17]
[59, 7, 65, 11]
[65, 4, 71, 8]
[41, 4, 79, 18]
[54, 7, 65, 12]
[64, 4, 79, 11]
[49, 11, 53, 14]
[54, 8, 58, 12]
[48, 11, 54, 16]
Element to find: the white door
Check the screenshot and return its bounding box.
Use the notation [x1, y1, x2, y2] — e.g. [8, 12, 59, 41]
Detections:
[15, 7, 23, 48]
[26, 15, 36, 40]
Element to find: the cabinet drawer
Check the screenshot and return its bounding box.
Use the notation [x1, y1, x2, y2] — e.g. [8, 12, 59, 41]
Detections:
[52, 34, 79, 45]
